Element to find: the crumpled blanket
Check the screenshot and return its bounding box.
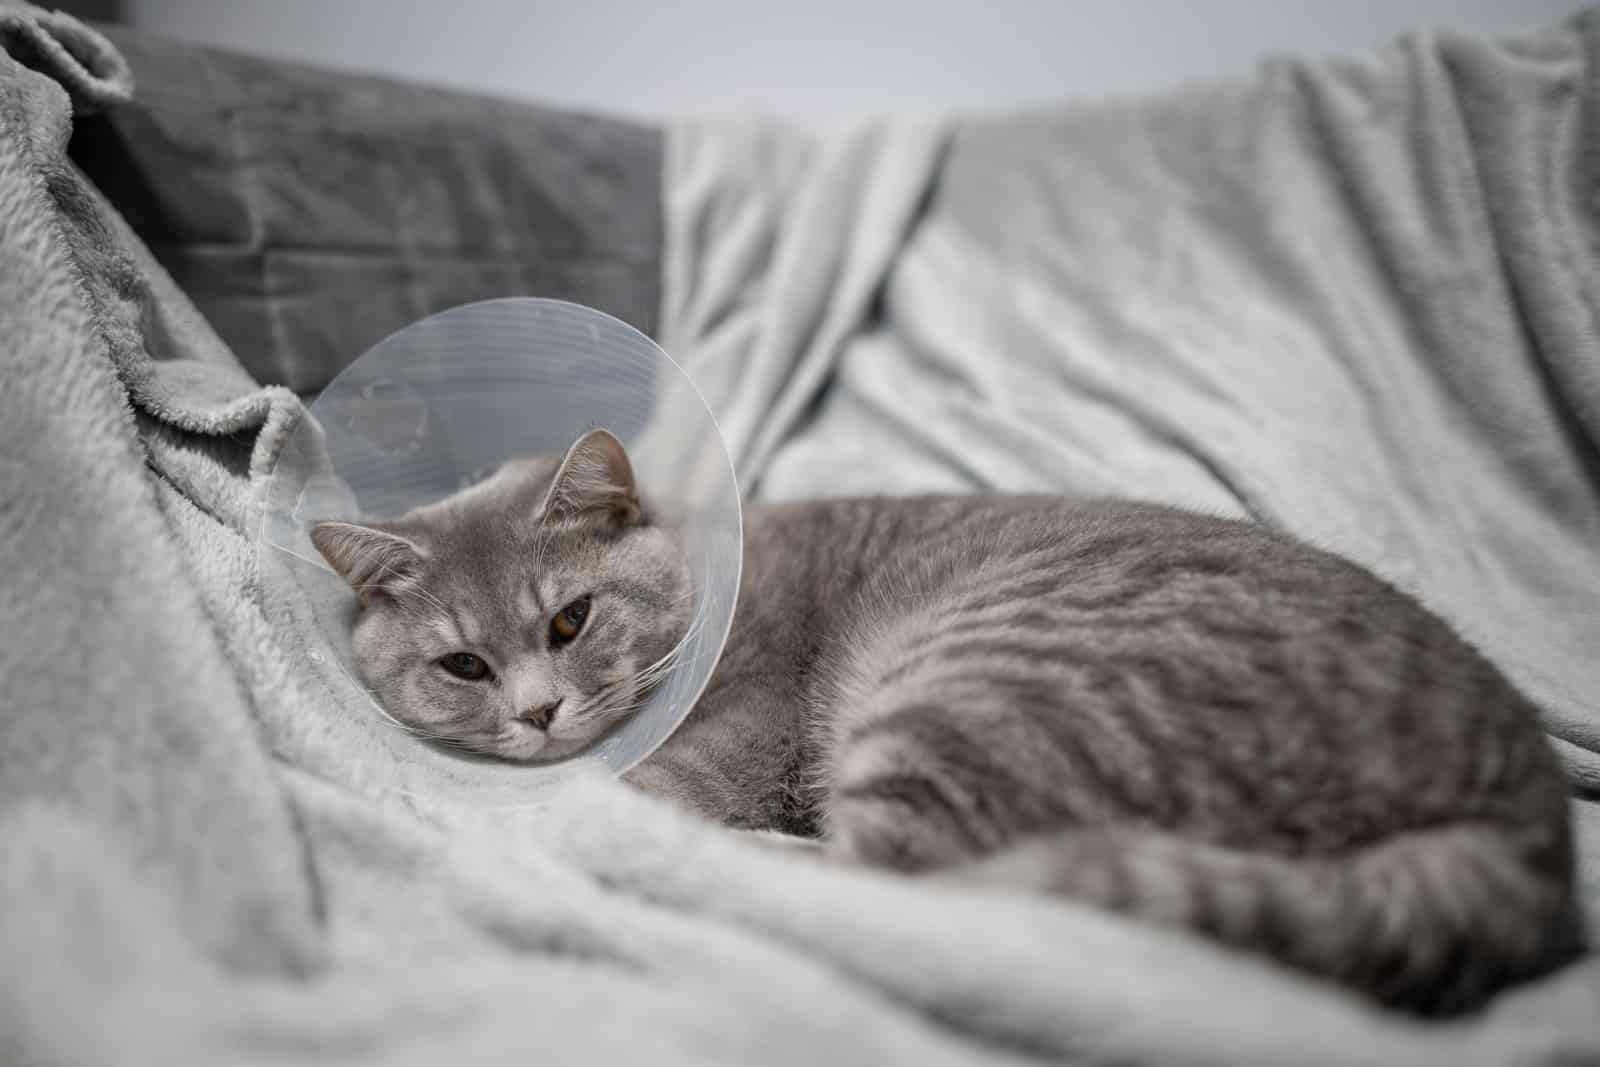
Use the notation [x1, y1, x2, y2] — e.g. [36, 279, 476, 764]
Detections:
[663, 16, 1600, 794]
[2, 5, 1598, 1065]
[661, 0, 1600, 1049]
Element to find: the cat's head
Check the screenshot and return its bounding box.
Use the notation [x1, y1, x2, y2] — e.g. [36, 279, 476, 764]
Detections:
[310, 429, 692, 761]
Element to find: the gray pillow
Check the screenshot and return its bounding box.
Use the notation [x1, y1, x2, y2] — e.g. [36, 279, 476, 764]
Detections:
[71, 25, 662, 395]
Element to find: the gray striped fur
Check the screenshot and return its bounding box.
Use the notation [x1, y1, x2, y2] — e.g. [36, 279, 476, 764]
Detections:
[324, 444, 1580, 1014]
[312, 431, 692, 763]
[637, 495, 1579, 1014]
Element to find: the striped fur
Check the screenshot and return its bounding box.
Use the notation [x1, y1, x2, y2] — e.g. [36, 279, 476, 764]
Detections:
[634, 495, 1579, 1014]
[329, 441, 1579, 1014]
[315, 431, 693, 763]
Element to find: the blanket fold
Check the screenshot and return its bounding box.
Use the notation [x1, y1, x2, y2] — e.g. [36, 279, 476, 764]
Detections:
[4, 4, 1600, 1064]
[665, 13, 1600, 793]
[0, 2, 321, 987]
[0, 3, 128, 111]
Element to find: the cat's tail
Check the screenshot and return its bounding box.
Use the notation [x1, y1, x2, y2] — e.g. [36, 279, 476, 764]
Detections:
[949, 819, 1582, 1014]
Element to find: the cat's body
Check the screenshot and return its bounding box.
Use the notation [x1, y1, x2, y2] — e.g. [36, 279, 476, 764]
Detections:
[314, 431, 1579, 1014]
[634, 494, 1579, 1011]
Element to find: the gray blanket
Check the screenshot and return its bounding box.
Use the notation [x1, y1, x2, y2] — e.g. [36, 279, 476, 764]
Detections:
[3, 6, 1599, 1066]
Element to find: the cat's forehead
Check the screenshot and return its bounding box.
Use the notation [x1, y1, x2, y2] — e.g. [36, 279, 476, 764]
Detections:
[413, 537, 600, 645]
[425, 503, 614, 599]
[451, 454, 563, 518]
[401, 449, 665, 600]
[408, 456, 565, 549]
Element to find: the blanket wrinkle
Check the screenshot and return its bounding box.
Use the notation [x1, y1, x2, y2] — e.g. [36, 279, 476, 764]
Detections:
[0, 2, 325, 991]
[661, 115, 951, 491]
[5, 3, 1600, 1065]
[667, 13, 1600, 785]
[0, 2, 129, 112]
[663, 7, 1600, 1060]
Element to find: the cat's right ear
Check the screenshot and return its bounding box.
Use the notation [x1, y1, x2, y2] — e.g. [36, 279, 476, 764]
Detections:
[540, 428, 642, 527]
[310, 521, 427, 605]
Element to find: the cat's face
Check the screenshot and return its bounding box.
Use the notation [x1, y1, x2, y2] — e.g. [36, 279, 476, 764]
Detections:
[312, 430, 692, 761]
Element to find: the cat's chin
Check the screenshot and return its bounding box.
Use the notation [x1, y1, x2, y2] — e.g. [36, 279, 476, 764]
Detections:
[490, 720, 555, 761]
[523, 735, 593, 762]
[489, 721, 595, 763]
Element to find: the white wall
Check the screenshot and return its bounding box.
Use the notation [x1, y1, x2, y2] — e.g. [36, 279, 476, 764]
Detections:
[125, 1, 1589, 119]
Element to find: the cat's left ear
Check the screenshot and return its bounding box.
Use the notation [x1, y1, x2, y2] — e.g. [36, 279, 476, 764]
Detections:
[541, 429, 641, 526]
[310, 520, 428, 605]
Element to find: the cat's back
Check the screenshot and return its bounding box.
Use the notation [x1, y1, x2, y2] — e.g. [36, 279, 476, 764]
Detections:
[753, 494, 1564, 848]
[746, 493, 1404, 618]
[700, 495, 1575, 1009]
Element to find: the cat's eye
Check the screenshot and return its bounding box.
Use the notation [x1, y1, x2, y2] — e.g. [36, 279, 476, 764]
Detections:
[550, 596, 591, 646]
[439, 651, 490, 680]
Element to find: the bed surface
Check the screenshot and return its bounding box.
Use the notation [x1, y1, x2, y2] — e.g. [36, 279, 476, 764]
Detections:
[3, 5, 1598, 1063]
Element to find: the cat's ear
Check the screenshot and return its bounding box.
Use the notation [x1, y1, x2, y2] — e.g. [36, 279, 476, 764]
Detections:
[541, 429, 641, 526]
[310, 521, 427, 605]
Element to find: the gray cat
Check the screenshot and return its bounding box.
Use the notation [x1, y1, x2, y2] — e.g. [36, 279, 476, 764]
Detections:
[312, 429, 1580, 1014]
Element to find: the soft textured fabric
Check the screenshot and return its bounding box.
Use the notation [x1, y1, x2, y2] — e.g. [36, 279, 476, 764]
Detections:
[4, 6, 1600, 1066]
[69, 24, 663, 396]
[662, 3, 1600, 1053]
[664, 16, 1600, 792]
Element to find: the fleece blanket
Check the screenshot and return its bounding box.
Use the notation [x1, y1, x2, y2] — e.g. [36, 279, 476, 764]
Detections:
[665, 8, 1600, 847]
[662, 0, 1600, 1046]
[2, 7, 1598, 1067]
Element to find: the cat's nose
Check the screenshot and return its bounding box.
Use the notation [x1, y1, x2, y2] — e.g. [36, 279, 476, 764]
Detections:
[520, 699, 563, 731]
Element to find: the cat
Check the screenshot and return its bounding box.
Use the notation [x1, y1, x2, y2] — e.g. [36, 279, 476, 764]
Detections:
[312, 428, 1580, 1014]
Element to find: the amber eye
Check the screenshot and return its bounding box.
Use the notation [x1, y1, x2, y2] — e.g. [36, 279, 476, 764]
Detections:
[440, 652, 490, 680]
[550, 596, 591, 646]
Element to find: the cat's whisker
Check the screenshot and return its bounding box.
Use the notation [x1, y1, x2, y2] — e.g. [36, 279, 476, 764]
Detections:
[392, 577, 452, 618]
[350, 686, 477, 747]
[368, 705, 462, 743]
[581, 690, 656, 725]
[528, 506, 562, 577]
[636, 609, 710, 681]
[349, 560, 454, 621]
[319, 430, 1580, 1015]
